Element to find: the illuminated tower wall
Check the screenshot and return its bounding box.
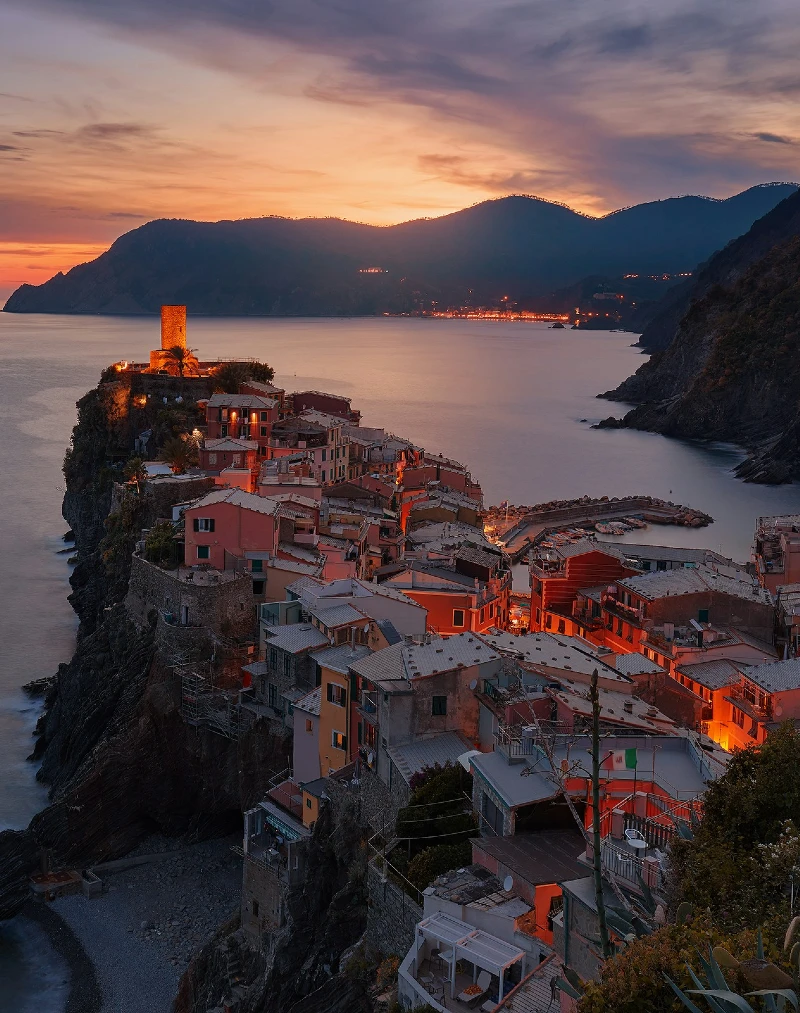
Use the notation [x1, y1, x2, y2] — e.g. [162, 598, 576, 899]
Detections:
[161, 305, 187, 350]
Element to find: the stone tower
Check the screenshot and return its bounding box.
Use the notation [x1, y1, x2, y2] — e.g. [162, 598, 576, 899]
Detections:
[161, 305, 187, 350]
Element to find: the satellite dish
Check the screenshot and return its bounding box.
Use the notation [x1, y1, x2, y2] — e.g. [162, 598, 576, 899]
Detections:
[469, 679, 478, 690]
[503, 876, 514, 892]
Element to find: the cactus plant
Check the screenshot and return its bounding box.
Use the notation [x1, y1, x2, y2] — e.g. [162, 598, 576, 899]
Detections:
[665, 937, 799, 1012]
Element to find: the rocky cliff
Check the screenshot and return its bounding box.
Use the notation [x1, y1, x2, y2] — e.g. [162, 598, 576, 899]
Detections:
[175, 801, 372, 1013]
[598, 229, 800, 482]
[629, 186, 800, 355]
[0, 376, 289, 918]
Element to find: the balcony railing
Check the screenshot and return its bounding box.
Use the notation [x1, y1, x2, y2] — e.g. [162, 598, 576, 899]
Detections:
[599, 839, 663, 891]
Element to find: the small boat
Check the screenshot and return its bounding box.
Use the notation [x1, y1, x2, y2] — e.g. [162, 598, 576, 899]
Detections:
[550, 322, 565, 329]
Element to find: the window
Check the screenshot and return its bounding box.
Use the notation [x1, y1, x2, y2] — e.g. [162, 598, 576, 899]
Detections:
[208, 453, 217, 465]
[252, 559, 263, 573]
[326, 683, 347, 708]
[252, 900, 259, 918]
[252, 579, 265, 595]
[260, 411, 269, 422]
[193, 518, 215, 532]
[220, 408, 229, 422]
[305, 719, 313, 733]
[657, 560, 667, 571]
[260, 426, 268, 437]
[557, 619, 566, 634]
[232, 454, 241, 466]
[532, 578, 542, 595]
[321, 449, 327, 461]
[306, 797, 312, 809]
[480, 607, 485, 623]
[321, 470, 326, 482]
[698, 608, 709, 624]
[432, 696, 447, 716]
[197, 545, 210, 559]
[283, 654, 292, 677]
[545, 614, 552, 630]
[452, 609, 465, 628]
[535, 608, 541, 624]
[269, 648, 278, 670]
[489, 604, 494, 618]
[220, 424, 228, 437]
[733, 706, 745, 728]
[268, 684, 277, 708]
[332, 730, 347, 751]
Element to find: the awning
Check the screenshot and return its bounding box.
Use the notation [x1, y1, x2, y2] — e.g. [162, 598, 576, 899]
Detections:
[417, 911, 525, 1000]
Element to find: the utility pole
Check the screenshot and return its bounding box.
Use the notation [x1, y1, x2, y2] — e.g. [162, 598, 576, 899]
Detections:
[590, 667, 613, 959]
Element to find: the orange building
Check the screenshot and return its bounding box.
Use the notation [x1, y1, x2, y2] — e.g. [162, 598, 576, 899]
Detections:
[529, 539, 638, 635]
[380, 556, 512, 634]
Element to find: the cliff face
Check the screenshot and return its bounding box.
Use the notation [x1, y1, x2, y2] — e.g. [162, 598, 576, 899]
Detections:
[622, 185, 800, 358]
[175, 800, 372, 1013]
[599, 232, 800, 482]
[0, 376, 289, 919]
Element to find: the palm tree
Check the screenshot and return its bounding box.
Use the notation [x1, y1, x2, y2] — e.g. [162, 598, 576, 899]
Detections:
[124, 456, 148, 494]
[158, 435, 198, 475]
[162, 345, 199, 377]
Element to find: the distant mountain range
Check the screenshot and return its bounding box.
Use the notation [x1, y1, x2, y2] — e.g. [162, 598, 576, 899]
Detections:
[4, 183, 797, 316]
[600, 186, 800, 482]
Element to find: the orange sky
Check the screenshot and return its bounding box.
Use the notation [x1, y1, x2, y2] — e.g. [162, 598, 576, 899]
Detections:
[2, 0, 799, 300]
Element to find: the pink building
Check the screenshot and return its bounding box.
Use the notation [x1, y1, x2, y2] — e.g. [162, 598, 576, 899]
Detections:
[184, 488, 288, 569]
[199, 438, 258, 477]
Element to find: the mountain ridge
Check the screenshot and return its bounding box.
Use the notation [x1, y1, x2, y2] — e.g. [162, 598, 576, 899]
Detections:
[5, 183, 797, 316]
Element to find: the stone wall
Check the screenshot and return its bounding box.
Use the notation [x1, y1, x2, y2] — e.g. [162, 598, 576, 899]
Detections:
[126, 555, 258, 641]
[365, 861, 422, 959]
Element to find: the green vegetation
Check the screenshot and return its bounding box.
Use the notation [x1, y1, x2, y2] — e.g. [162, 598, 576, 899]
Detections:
[578, 917, 785, 1013]
[577, 727, 800, 1011]
[213, 360, 275, 393]
[670, 725, 800, 930]
[158, 434, 199, 474]
[123, 456, 148, 493]
[390, 763, 476, 893]
[143, 520, 179, 568]
[406, 841, 473, 892]
[161, 344, 200, 377]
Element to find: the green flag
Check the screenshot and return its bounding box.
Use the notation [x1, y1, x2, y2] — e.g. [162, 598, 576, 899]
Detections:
[625, 748, 638, 769]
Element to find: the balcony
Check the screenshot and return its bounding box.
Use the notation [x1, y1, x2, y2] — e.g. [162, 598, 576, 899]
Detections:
[600, 595, 645, 625]
[529, 559, 567, 580]
[358, 689, 379, 723]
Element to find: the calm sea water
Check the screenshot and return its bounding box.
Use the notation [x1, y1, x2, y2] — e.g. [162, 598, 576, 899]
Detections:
[1, 313, 799, 1005]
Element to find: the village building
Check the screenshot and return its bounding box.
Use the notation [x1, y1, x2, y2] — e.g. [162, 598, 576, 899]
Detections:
[752, 514, 800, 592]
[349, 632, 503, 802]
[577, 564, 775, 657]
[379, 555, 512, 635]
[204, 392, 280, 457]
[529, 539, 640, 635]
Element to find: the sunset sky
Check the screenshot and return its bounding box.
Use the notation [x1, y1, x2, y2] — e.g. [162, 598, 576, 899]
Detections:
[2, 0, 800, 300]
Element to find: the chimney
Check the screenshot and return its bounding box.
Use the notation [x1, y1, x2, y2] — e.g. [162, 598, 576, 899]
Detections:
[161, 305, 187, 350]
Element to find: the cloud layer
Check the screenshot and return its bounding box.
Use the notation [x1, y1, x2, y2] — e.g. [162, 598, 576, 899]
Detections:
[1, 0, 799, 291]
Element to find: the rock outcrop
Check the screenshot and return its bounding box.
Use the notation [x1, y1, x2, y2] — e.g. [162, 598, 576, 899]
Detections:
[599, 190, 800, 482]
[175, 800, 371, 1013]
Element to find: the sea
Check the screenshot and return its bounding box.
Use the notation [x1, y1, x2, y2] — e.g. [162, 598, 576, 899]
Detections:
[1, 313, 799, 1008]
